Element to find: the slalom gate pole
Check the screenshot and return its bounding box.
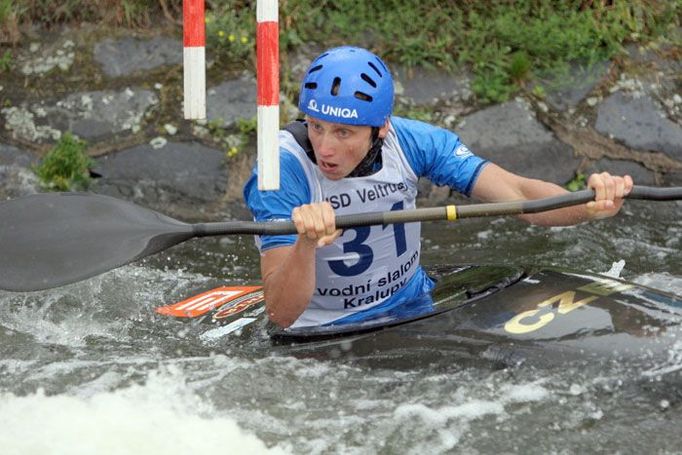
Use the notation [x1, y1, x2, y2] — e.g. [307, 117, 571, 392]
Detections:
[256, 0, 280, 190]
[183, 0, 206, 119]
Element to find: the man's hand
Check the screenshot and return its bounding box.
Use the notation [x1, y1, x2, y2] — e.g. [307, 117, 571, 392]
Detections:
[585, 172, 634, 220]
[292, 202, 343, 247]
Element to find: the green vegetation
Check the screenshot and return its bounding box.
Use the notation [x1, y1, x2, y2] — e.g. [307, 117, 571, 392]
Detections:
[202, 116, 257, 159]
[566, 172, 588, 191]
[2, 1, 679, 103]
[208, 0, 681, 103]
[393, 105, 434, 123]
[205, 4, 254, 64]
[0, 0, 12, 23]
[0, 49, 11, 72]
[229, 116, 258, 158]
[0, 0, 168, 30]
[35, 132, 92, 191]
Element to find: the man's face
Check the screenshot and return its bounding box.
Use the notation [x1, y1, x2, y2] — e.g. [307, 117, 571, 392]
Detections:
[306, 116, 388, 180]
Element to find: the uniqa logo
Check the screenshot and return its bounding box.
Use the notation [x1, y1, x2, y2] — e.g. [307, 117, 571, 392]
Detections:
[307, 99, 320, 112]
[307, 99, 359, 119]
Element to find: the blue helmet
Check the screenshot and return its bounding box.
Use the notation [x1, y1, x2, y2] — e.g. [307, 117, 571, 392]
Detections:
[298, 46, 394, 127]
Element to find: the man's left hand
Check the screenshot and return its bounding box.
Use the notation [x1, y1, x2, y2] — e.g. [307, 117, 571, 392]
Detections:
[585, 172, 634, 220]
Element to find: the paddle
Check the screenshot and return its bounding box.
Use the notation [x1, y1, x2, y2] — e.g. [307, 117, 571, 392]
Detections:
[1, 186, 680, 292]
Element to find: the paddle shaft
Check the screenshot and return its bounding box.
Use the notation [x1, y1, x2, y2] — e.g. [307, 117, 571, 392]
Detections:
[193, 185, 682, 237]
[1, 185, 680, 292]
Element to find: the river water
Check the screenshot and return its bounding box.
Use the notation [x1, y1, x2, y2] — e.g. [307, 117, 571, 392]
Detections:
[0, 193, 681, 454]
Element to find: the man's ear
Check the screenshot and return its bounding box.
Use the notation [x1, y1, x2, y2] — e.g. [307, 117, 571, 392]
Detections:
[378, 119, 390, 139]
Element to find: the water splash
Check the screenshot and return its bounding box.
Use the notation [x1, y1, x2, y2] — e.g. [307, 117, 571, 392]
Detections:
[0, 367, 290, 454]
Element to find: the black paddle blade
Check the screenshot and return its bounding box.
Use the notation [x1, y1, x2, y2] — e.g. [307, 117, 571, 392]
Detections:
[0, 193, 194, 292]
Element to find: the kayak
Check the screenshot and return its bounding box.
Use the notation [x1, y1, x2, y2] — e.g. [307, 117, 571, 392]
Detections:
[156, 265, 682, 370]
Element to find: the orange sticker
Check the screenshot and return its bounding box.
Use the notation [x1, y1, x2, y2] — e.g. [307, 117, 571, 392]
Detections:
[156, 286, 263, 318]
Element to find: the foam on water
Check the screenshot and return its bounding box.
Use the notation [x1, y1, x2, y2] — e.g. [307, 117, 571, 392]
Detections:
[0, 198, 679, 453]
[634, 272, 682, 296]
[498, 381, 551, 402]
[380, 378, 551, 454]
[0, 368, 290, 455]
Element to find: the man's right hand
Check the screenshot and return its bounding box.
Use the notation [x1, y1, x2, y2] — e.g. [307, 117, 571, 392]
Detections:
[292, 202, 342, 248]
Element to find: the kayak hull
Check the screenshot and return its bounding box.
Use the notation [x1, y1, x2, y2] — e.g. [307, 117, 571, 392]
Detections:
[188, 265, 682, 370]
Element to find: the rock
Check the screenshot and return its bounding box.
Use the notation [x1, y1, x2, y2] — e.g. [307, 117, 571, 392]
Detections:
[94, 36, 182, 78]
[417, 177, 454, 205]
[1, 28, 681, 213]
[477, 141, 579, 184]
[458, 99, 554, 149]
[1, 88, 158, 143]
[456, 99, 580, 184]
[164, 124, 178, 135]
[662, 170, 682, 186]
[0, 143, 38, 167]
[585, 158, 656, 186]
[393, 66, 472, 106]
[285, 44, 327, 85]
[206, 79, 257, 127]
[0, 144, 40, 199]
[1, 106, 62, 142]
[0, 167, 40, 200]
[19, 40, 76, 76]
[609, 74, 646, 96]
[595, 91, 682, 160]
[626, 43, 682, 81]
[92, 142, 228, 207]
[541, 60, 611, 112]
[149, 136, 168, 149]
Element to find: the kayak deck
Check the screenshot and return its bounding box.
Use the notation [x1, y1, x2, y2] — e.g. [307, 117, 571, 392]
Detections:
[158, 264, 682, 369]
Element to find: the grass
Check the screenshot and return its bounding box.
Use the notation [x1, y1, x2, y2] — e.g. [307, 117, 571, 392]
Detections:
[34, 132, 92, 191]
[207, 0, 680, 103]
[2, 1, 679, 103]
[0, 49, 11, 72]
[566, 172, 588, 191]
[1, 0, 164, 30]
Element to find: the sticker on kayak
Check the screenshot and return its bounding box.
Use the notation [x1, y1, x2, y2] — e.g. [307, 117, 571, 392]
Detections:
[212, 291, 265, 320]
[156, 286, 263, 318]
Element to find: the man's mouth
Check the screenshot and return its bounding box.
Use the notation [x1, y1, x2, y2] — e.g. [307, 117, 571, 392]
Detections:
[319, 160, 338, 171]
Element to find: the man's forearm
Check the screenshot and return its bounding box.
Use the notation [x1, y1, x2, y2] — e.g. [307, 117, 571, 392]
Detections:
[262, 238, 318, 328]
[516, 179, 589, 226]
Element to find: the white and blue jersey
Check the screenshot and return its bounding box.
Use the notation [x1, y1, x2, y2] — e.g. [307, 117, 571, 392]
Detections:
[244, 116, 487, 328]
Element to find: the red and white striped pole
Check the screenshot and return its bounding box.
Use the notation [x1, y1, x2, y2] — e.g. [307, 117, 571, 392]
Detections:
[257, 0, 280, 190]
[183, 0, 206, 119]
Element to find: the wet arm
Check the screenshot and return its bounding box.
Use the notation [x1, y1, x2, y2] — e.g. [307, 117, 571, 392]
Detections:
[260, 240, 318, 328]
[471, 164, 632, 226]
[261, 202, 341, 328]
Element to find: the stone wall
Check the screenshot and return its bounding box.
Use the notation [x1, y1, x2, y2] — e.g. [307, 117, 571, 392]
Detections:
[1, 28, 680, 216]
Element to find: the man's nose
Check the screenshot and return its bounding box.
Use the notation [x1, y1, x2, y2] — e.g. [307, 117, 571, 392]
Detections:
[317, 133, 336, 157]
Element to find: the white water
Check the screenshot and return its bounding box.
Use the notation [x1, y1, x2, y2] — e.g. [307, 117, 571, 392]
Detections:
[0, 200, 680, 454]
[0, 368, 289, 455]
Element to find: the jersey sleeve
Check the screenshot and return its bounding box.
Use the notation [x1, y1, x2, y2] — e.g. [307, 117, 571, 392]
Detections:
[243, 150, 311, 251]
[391, 116, 488, 196]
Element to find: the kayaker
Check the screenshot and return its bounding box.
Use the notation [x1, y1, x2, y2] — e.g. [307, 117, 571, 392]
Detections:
[244, 46, 633, 329]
